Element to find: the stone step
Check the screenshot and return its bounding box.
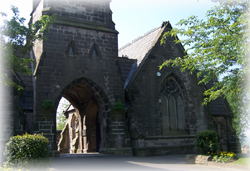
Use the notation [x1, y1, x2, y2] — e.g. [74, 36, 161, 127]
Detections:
[111, 122, 124, 126]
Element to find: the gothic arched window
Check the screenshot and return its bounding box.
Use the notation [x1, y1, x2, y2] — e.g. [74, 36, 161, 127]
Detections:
[89, 43, 102, 58]
[160, 74, 186, 135]
[65, 40, 77, 58]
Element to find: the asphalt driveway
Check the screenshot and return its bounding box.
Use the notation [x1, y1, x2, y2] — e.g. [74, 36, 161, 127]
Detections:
[47, 153, 250, 171]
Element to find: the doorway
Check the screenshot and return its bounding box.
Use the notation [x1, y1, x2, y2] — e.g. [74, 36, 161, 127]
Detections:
[56, 78, 109, 154]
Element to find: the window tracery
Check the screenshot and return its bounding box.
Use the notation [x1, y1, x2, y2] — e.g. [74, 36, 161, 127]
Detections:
[160, 74, 186, 135]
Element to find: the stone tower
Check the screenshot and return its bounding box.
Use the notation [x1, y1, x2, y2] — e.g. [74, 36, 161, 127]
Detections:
[31, 0, 131, 155]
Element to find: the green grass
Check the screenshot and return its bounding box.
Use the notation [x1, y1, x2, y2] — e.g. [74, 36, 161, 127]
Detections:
[230, 154, 250, 166]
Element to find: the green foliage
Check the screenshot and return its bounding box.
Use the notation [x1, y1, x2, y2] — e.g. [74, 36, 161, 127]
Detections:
[195, 130, 219, 154]
[210, 151, 237, 163]
[57, 112, 66, 130]
[227, 92, 249, 143]
[0, 6, 56, 90]
[113, 102, 125, 111]
[56, 98, 69, 130]
[4, 133, 49, 168]
[160, 0, 249, 140]
[42, 99, 53, 109]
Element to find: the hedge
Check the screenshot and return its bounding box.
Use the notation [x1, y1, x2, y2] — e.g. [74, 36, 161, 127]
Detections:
[4, 133, 49, 168]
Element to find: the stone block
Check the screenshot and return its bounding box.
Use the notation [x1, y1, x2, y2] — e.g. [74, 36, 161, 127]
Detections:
[185, 154, 197, 164]
[185, 154, 210, 165]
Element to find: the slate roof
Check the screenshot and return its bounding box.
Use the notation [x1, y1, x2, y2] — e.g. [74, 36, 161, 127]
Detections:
[203, 78, 232, 116]
[209, 98, 232, 116]
[119, 26, 162, 67]
[118, 22, 169, 89]
[14, 71, 33, 110]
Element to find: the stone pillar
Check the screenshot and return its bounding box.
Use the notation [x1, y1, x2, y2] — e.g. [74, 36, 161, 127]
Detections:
[83, 116, 88, 153]
[77, 113, 83, 153]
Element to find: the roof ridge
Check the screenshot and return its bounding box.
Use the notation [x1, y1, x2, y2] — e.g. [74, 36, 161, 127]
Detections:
[119, 26, 161, 51]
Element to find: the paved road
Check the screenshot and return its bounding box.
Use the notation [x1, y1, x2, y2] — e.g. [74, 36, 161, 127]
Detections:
[47, 153, 250, 171]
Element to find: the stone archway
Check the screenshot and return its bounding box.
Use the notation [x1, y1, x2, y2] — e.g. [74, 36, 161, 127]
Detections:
[57, 77, 111, 154]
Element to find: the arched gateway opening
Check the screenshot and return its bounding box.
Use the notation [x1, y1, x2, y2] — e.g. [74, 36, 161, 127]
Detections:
[56, 77, 110, 154]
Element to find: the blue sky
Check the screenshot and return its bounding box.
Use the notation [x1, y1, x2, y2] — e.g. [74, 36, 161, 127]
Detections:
[111, 0, 217, 48]
[0, 0, 217, 48]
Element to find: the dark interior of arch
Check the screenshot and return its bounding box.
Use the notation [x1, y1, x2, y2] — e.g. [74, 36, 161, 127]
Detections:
[58, 80, 102, 153]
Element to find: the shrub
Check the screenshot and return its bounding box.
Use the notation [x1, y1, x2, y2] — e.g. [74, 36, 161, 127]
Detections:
[113, 102, 125, 111]
[195, 130, 219, 154]
[42, 99, 53, 109]
[4, 133, 49, 168]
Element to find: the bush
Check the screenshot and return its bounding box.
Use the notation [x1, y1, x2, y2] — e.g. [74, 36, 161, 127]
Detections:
[42, 99, 53, 109]
[4, 133, 49, 168]
[113, 102, 125, 111]
[195, 130, 219, 154]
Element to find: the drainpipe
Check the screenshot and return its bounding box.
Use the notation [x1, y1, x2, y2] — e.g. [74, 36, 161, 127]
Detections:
[23, 111, 26, 133]
[30, 50, 35, 132]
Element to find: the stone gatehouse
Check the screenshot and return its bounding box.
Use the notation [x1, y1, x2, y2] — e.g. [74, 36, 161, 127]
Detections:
[11, 0, 240, 156]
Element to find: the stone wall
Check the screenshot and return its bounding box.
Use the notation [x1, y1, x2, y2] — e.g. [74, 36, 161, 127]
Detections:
[126, 27, 210, 155]
[133, 136, 196, 156]
[0, 77, 13, 163]
[31, 0, 130, 154]
[212, 116, 241, 152]
[45, 0, 114, 27]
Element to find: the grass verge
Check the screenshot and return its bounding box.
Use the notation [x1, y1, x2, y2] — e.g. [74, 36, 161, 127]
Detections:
[230, 154, 250, 166]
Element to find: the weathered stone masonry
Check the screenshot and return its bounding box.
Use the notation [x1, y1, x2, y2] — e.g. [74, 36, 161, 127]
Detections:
[29, 0, 131, 155]
[9, 0, 241, 156]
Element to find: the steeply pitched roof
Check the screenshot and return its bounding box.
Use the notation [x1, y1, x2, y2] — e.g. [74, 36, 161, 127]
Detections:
[118, 22, 170, 89]
[209, 98, 232, 116]
[14, 61, 33, 110]
[119, 26, 162, 67]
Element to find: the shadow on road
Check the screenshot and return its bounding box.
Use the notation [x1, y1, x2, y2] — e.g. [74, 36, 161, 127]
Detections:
[47, 153, 250, 171]
[49, 154, 186, 171]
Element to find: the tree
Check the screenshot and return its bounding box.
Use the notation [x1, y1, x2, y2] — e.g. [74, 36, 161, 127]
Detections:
[160, 0, 249, 140]
[0, 6, 56, 90]
[57, 111, 67, 131]
[57, 98, 70, 130]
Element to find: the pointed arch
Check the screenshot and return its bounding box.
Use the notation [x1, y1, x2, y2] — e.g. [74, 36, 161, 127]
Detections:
[160, 73, 185, 98]
[65, 40, 78, 58]
[54, 77, 111, 153]
[89, 43, 102, 58]
[160, 73, 187, 135]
